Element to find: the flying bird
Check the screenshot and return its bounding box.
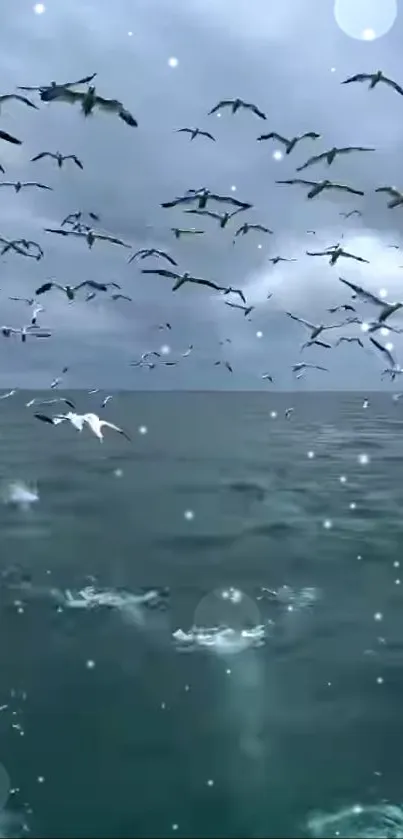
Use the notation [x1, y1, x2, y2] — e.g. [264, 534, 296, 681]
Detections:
[276, 179, 364, 199]
[296, 146, 375, 172]
[234, 223, 273, 238]
[339, 209, 362, 219]
[335, 336, 364, 347]
[292, 362, 328, 374]
[0, 237, 43, 259]
[328, 304, 356, 313]
[35, 280, 120, 301]
[224, 302, 254, 316]
[0, 181, 52, 192]
[208, 99, 266, 119]
[306, 244, 369, 265]
[369, 337, 403, 380]
[34, 411, 131, 441]
[27, 397, 76, 410]
[222, 287, 247, 304]
[0, 93, 37, 110]
[162, 190, 251, 210]
[256, 131, 320, 152]
[176, 127, 216, 141]
[261, 373, 274, 382]
[342, 71, 403, 96]
[1, 325, 51, 342]
[338, 278, 403, 327]
[184, 209, 244, 228]
[301, 339, 332, 350]
[0, 130, 22, 145]
[286, 312, 353, 340]
[128, 249, 177, 265]
[214, 361, 233, 372]
[31, 151, 83, 169]
[171, 228, 204, 239]
[375, 187, 403, 209]
[269, 256, 297, 265]
[61, 211, 100, 227]
[18, 72, 97, 94]
[141, 268, 226, 294]
[110, 293, 132, 302]
[41, 84, 138, 126]
[43, 228, 130, 249]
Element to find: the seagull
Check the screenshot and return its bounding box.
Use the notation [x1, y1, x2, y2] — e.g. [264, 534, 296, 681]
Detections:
[2, 238, 44, 260]
[184, 209, 244, 228]
[261, 373, 274, 382]
[0, 130, 22, 145]
[342, 71, 403, 96]
[0, 390, 16, 400]
[176, 127, 216, 141]
[286, 312, 352, 340]
[50, 367, 69, 390]
[292, 362, 328, 374]
[234, 223, 273, 238]
[9, 296, 35, 306]
[181, 345, 193, 357]
[276, 179, 364, 199]
[61, 211, 100, 227]
[214, 360, 233, 372]
[335, 336, 364, 348]
[339, 209, 362, 219]
[110, 293, 132, 302]
[222, 287, 247, 304]
[328, 303, 356, 313]
[141, 268, 226, 294]
[40, 84, 138, 127]
[256, 131, 320, 152]
[338, 278, 403, 327]
[301, 339, 332, 350]
[26, 397, 76, 410]
[1, 325, 51, 342]
[0, 181, 52, 192]
[128, 249, 177, 265]
[171, 228, 204, 239]
[225, 302, 254, 316]
[296, 146, 375, 172]
[43, 227, 130, 249]
[269, 256, 297, 265]
[18, 72, 97, 94]
[101, 395, 113, 408]
[369, 337, 403, 380]
[375, 187, 403, 209]
[208, 99, 266, 119]
[306, 244, 369, 265]
[0, 93, 38, 110]
[362, 399, 369, 409]
[34, 411, 131, 441]
[161, 189, 251, 210]
[35, 280, 120, 300]
[31, 151, 83, 169]
[285, 408, 294, 419]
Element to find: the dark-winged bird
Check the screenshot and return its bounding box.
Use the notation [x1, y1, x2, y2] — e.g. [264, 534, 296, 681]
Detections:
[224, 301, 254, 316]
[342, 71, 403, 96]
[0, 181, 52, 193]
[369, 337, 403, 380]
[184, 209, 244, 228]
[128, 249, 177, 265]
[234, 223, 273, 238]
[307, 244, 369, 265]
[31, 151, 83, 169]
[338, 277, 403, 327]
[0, 94, 37, 110]
[176, 127, 215, 141]
[297, 146, 375, 172]
[36, 280, 120, 301]
[0, 130, 22, 145]
[208, 99, 266, 119]
[276, 179, 364, 199]
[339, 209, 362, 218]
[41, 84, 138, 126]
[336, 336, 364, 347]
[161, 189, 252, 211]
[18, 72, 97, 93]
[44, 227, 130, 249]
[141, 268, 226, 293]
[328, 304, 356, 313]
[269, 256, 297, 265]
[171, 228, 204, 239]
[257, 131, 320, 152]
[375, 187, 403, 209]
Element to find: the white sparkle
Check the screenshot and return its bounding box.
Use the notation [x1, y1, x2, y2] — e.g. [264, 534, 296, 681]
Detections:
[226, 668, 231, 675]
[339, 475, 347, 483]
[323, 519, 333, 529]
[206, 779, 214, 787]
[376, 676, 384, 684]
[128, 31, 133, 36]
[374, 612, 383, 621]
[270, 410, 277, 419]
[37, 776, 45, 783]
[216, 112, 221, 118]
[330, 67, 336, 73]
[386, 342, 394, 352]
[138, 425, 148, 435]
[172, 825, 179, 832]
[86, 659, 95, 669]
[362, 28, 376, 40]
[361, 322, 370, 333]
[307, 450, 315, 459]
[349, 502, 356, 510]
[161, 702, 166, 710]
[33, 2, 45, 12]
[380, 327, 390, 337]
[358, 453, 369, 465]
[272, 150, 283, 161]
[352, 805, 364, 815]
[160, 344, 171, 355]
[394, 561, 400, 568]
[379, 288, 388, 298]
[114, 468, 123, 478]
[168, 57, 179, 67]
[257, 244, 262, 249]
[230, 185, 237, 192]
[256, 330, 263, 338]
[184, 509, 194, 521]
[395, 578, 401, 585]
[357, 554, 362, 561]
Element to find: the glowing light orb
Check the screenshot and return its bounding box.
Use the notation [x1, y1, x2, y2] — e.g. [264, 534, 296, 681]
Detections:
[379, 288, 388, 298]
[334, 0, 397, 40]
[33, 2, 45, 12]
[168, 56, 179, 67]
[230, 185, 237, 192]
[273, 150, 283, 161]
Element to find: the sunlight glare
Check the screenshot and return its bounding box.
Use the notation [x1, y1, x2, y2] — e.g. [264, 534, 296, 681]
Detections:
[334, 0, 397, 40]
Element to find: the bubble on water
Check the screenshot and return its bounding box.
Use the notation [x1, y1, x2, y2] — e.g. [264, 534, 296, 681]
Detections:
[349, 502, 357, 510]
[374, 612, 383, 621]
[193, 587, 261, 647]
[206, 779, 214, 787]
[86, 659, 95, 669]
[376, 676, 384, 684]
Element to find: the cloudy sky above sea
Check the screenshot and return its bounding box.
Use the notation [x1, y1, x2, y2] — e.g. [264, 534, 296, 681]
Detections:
[0, 0, 402, 389]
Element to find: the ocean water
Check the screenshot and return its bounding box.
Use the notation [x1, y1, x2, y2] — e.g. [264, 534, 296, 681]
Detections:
[0, 391, 403, 838]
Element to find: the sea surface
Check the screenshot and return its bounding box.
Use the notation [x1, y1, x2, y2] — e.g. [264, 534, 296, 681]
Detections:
[0, 390, 403, 838]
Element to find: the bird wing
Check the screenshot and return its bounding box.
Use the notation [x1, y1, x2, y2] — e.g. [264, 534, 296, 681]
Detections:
[242, 102, 266, 119]
[339, 277, 382, 305]
[176, 128, 191, 134]
[208, 101, 233, 114]
[31, 152, 52, 161]
[336, 146, 375, 154]
[382, 76, 403, 96]
[0, 94, 37, 108]
[276, 179, 316, 187]
[296, 152, 329, 171]
[191, 278, 224, 291]
[161, 196, 195, 208]
[185, 209, 216, 219]
[375, 186, 403, 198]
[101, 420, 131, 441]
[341, 250, 369, 263]
[200, 131, 216, 140]
[95, 234, 130, 246]
[286, 312, 315, 328]
[0, 130, 21, 145]
[257, 132, 288, 143]
[342, 73, 373, 85]
[24, 182, 52, 189]
[141, 269, 179, 279]
[69, 155, 83, 168]
[156, 250, 177, 265]
[306, 250, 328, 256]
[327, 183, 364, 195]
[94, 95, 122, 113]
[299, 132, 321, 140]
[44, 228, 69, 235]
[370, 336, 396, 367]
[34, 413, 56, 425]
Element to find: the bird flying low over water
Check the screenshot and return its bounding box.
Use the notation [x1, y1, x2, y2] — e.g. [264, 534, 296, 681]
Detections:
[276, 179, 364, 199]
[369, 337, 403, 380]
[35, 280, 120, 301]
[18, 72, 97, 94]
[0, 130, 22, 145]
[184, 209, 244, 228]
[34, 411, 131, 441]
[176, 127, 216, 141]
[306, 244, 369, 265]
[375, 187, 403, 209]
[0, 181, 52, 192]
[43, 227, 130, 249]
[128, 249, 177, 265]
[256, 131, 320, 152]
[141, 268, 226, 294]
[342, 71, 403, 96]
[41, 84, 138, 127]
[208, 99, 266, 119]
[296, 146, 375, 172]
[338, 277, 403, 327]
[27, 397, 76, 410]
[234, 223, 273, 238]
[31, 151, 83, 169]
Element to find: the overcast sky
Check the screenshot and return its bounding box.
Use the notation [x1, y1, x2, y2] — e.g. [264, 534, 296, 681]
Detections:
[0, 0, 402, 389]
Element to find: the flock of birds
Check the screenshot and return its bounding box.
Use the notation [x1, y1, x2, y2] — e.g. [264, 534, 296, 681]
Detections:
[1, 68, 403, 440]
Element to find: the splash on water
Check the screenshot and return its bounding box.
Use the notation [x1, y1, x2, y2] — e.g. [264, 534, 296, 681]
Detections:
[172, 624, 268, 653]
[307, 802, 403, 838]
[2, 481, 39, 511]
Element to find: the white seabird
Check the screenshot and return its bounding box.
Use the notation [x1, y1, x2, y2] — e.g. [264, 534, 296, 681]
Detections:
[286, 311, 356, 341]
[34, 411, 130, 441]
[369, 337, 403, 381]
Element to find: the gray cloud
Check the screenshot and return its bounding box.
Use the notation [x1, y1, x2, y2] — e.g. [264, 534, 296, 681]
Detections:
[0, 0, 402, 388]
